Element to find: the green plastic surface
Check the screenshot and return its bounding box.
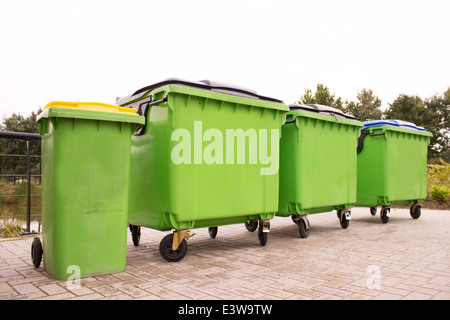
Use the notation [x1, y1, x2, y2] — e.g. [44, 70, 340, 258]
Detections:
[126, 84, 289, 230]
[277, 110, 363, 216]
[38, 108, 143, 279]
[356, 125, 432, 207]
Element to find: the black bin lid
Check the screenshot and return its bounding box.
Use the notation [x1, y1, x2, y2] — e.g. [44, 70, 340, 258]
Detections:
[289, 104, 357, 120]
[117, 78, 283, 106]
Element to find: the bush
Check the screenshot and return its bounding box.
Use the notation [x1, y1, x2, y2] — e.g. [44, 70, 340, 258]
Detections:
[429, 185, 450, 204]
[427, 160, 450, 203]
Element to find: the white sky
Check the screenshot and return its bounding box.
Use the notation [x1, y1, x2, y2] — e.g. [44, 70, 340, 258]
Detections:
[1, 0, 449, 120]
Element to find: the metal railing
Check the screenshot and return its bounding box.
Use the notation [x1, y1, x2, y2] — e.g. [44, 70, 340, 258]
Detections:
[0, 131, 41, 235]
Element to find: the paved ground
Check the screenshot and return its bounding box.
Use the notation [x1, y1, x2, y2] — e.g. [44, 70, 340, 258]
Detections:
[0, 207, 449, 300]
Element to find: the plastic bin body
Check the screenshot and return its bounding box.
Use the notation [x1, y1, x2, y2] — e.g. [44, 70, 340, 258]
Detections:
[356, 120, 432, 207]
[119, 79, 288, 231]
[277, 105, 362, 216]
[38, 102, 144, 280]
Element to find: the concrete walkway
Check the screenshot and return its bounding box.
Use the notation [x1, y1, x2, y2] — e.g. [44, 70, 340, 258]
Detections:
[1, 207, 449, 300]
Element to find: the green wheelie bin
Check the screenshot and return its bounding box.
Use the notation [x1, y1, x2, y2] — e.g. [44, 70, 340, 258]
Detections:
[277, 104, 363, 237]
[116, 78, 288, 261]
[356, 120, 432, 223]
[32, 101, 144, 279]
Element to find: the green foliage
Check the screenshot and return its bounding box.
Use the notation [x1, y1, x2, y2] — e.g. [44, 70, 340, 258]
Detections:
[427, 160, 450, 186]
[345, 89, 383, 121]
[424, 89, 450, 161]
[383, 90, 450, 161]
[427, 160, 450, 203]
[0, 182, 42, 238]
[429, 185, 450, 204]
[298, 84, 344, 111]
[0, 109, 42, 177]
[1, 110, 41, 133]
[384, 94, 428, 123]
[0, 219, 23, 238]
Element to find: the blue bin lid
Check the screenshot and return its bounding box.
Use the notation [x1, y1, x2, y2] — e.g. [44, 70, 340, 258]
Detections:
[361, 120, 427, 131]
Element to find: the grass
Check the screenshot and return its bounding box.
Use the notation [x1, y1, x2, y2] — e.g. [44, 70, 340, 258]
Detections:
[0, 182, 41, 238]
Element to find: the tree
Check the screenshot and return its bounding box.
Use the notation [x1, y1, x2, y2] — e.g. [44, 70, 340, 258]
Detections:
[384, 92, 449, 161]
[0, 109, 42, 179]
[298, 83, 344, 110]
[344, 89, 383, 121]
[384, 94, 429, 124]
[424, 88, 450, 162]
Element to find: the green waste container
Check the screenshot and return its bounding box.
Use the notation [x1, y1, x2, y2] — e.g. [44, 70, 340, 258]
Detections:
[32, 101, 144, 280]
[277, 104, 363, 237]
[356, 120, 432, 223]
[116, 78, 288, 261]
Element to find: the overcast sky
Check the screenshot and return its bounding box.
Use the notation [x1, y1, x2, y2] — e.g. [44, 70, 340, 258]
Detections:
[1, 0, 449, 120]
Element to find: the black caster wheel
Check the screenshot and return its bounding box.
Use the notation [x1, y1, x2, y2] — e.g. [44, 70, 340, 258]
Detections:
[131, 225, 141, 246]
[31, 237, 43, 268]
[245, 221, 258, 232]
[338, 210, 350, 229]
[410, 205, 421, 219]
[298, 218, 310, 238]
[159, 234, 188, 262]
[208, 227, 218, 239]
[257, 222, 268, 246]
[370, 207, 377, 216]
[380, 207, 390, 224]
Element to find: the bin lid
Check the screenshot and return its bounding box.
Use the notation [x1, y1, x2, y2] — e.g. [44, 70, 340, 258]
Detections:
[289, 104, 357, 120]
[361, 120, 427, 131]
[44, 101, 138, 113]
[37, 101, 145, 124]
[116, 78, 284, 106]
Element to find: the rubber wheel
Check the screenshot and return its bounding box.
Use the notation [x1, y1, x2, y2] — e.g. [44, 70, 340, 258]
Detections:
[410, 205, 421, 219]
[31, 237, 43, 268]
[131, 225, 141, 246]
[298, 218, 310, 238]
[370, 207, 377, 216]
[338, 210, 350, 229]
[245, 221, 258, 232]
[159, 234, 188, 262]
[208, 227, 218, 239]
[380, 208, 390, 224]
[257, 222, 268, 246]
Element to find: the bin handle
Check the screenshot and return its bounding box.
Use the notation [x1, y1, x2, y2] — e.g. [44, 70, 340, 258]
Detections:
[285, 114, 296, 124]
[134, 96, 168, 135]
[357, 130, 385, 154]
[369, 132, 385, 137]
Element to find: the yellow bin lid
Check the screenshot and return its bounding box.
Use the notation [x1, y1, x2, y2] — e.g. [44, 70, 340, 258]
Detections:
[38, 101, 145, 125]
[44, 101, 137, 114]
